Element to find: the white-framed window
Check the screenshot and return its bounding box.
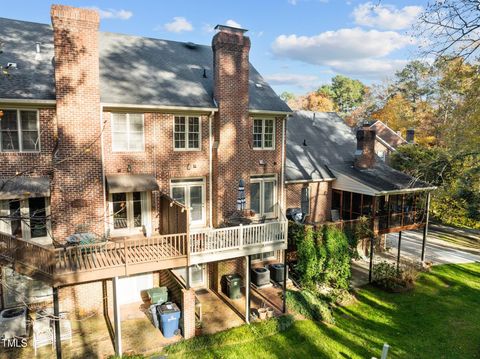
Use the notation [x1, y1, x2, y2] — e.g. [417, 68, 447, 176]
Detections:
[170, 178, 206, 226]
[0, 109, 40, 152]
[109, 191, 151, 235]
[301, 187, 310, 215]
[250, 175, 277, 218]
[111, 113, 145, 152]
[251, 251, 276, 262]
[174, 116, 201, 150]
[0, 197, 51, 242]
[253, 118, 275, 150]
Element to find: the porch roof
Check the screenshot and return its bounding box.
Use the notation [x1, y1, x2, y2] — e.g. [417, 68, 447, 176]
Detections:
[106, 174, 159, 194]
[0, 176, 50, 199]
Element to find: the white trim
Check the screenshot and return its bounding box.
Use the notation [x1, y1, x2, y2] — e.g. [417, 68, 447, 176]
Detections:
[0, 99, 56, 106]
[170, 178, 207, 227]
[280, 116, 286, 209]
[249, 109, 292, 116]
[285, 178, 336, 184]
[173, 115, 202, 151]
[100, 105, 107, 237]
[0, 109, 41, 153]
[102, 103, 217, 113]
[109, 191, 150, 237]
[252, 118, 275, 150]
[370, 120, 407, 144]
[111, 113, 145, 153]
[208, 111, 214, 228]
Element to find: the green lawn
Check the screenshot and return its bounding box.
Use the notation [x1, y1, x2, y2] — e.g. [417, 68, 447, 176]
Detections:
[164, 263, 480, 359]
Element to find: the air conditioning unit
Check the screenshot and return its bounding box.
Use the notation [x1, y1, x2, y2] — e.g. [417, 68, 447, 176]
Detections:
[0, 307, 28, 339]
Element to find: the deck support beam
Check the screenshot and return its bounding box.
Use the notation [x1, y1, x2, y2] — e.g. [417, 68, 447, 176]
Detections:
[112, 276, 122, 356]
[53, 286, 62, 359]
[421, 192, 431, 263]
[245, 255, 251, 324]
[396, 231, 402, 274]
[282, 249, 287, 314]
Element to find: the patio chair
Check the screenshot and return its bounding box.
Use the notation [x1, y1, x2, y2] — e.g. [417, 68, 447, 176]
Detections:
[33, 317, 54, 356]
[52, 316, 73, 346]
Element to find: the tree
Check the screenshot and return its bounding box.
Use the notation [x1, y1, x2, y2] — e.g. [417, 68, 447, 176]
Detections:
[303, 92, 336, 112]
[280, 91, 296, 103]
[417, 0, 480, 59]
[319, 75, 366, 114]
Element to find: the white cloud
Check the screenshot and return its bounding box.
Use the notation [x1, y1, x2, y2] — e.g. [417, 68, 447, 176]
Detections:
[202, 23, 215, 33]
[353, 2, 422, 30]
[288, 0, 297, 4]
[264, 73, 320, 89]
[164, 17, 193, 33]
[88, 7, 133, 20]
[225, 19, 242, 28]
[272, 27, 414, 78]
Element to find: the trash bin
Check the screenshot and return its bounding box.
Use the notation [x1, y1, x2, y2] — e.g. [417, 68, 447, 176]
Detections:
[224, 274, 242, 299]
[147, 287, 168, 304]
[157, 302, 181, 338]
[150, 304, 160, 329]
[269, 263, 285, 283]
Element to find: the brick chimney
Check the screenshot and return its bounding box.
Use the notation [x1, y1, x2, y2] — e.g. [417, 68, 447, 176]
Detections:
[406, 128, 415, 143]
[354, 125, 376, 169]
[212, 24, 251, 225]
[50, 5, 104, 239]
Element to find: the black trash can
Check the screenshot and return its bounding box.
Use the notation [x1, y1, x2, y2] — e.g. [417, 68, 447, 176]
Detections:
[223, 274, 242, 299]
[269, 263, 285, 283]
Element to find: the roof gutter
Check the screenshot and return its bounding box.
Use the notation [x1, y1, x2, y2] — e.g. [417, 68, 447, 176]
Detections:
[374, 186, 437, 196]
[285, 178, 336, 184]
[249, 109, 293, 116]
[101, 103, 218, 113]
[0, 98, 56, 106]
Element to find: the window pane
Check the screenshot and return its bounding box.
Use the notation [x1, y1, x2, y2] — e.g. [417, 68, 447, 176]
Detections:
[128, 114, 143, 132]
[190, 265, 203, 285]
[28, 197, 47, 238]
[250, 182, 260, 214]
[264, 134, 273, 148]
[253, 134, 262, 148]
[188, 117, 199, 133]
[174, 132, 186, 149]
[1, 131, 19, 151]
[190, 186, 203, 222]
[112, 193, 127, 229]
[253, 120, 263, 148]
[112, 132, 128, 151]
[1, 110, 18, 130]
[264, 181, 275, 213]
[264, 119, 274, 134]
[172, 187, 186, 205]
[132, 192, 142, 227]
[174, 117, 186, 132]
[129, 132, 144, 151]
[20, 111, 38, 130]
[112, 114, 127, 132]
[188, 132, 199, 149]
[21, 131, 40, 151]
[9, 200, 22, 237]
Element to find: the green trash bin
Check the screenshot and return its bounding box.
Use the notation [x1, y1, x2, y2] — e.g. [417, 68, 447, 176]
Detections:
[147, 287, 168, 304]
[225, 274, 242, 299]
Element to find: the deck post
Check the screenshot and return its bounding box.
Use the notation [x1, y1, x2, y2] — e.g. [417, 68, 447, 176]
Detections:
[282, 249, 287, 314]
[53, 286, 62, 359]
[396, 231, 402, 274]
[245, 255, 251, 324]
[112, 276, 122, 356]
[421, 192, 431, 263]
[368, 237, 374, 283]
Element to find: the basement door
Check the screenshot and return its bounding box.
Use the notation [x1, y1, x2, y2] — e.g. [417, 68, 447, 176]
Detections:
[117, 273, 153, 305]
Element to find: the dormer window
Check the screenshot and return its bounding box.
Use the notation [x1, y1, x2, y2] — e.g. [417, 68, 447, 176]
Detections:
[0, 110, 40, 152]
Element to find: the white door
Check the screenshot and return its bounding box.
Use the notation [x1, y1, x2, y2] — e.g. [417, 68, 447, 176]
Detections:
[250, 176, 277, 218]
[171, 179, 206, 227]
[117, 273, 153, 305]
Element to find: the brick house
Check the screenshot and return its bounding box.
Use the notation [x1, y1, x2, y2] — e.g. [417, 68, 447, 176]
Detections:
[368, 120, 412, 163]
[0, 5, 291, 354]
[285, 111, 434, 247]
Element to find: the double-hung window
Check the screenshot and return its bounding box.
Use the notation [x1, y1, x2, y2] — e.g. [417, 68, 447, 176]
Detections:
[0, 110, 40, 152]
[111, 113, 144, 152]
[250, 175, 276, 218]
[174, 116, 200, 150]
[253, 119, 274, 150]
[171, 178, 205, 226]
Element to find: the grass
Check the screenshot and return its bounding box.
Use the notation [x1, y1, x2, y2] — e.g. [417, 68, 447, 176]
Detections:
[163, 263, 480, 359]
[433, 231, 480, 251]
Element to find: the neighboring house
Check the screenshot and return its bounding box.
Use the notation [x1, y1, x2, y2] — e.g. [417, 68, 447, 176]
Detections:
[0, 5, 291, 351]
[285, 111, 434, 240]
[368, 120, 412, 162]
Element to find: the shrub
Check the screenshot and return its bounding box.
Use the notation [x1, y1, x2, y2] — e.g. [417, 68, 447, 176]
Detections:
[323, 226, 351, 290]
[295, 226, 323, 288]
[286, 289, 334, 324]
[372, 261, 419, 292]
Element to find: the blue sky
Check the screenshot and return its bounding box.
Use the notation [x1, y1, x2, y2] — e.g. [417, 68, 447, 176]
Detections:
[2, 0, 426, 95]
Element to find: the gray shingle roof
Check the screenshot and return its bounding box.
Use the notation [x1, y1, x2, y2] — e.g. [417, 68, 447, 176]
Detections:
[0, 17, 291, 113]
[286, 111, 432, 192]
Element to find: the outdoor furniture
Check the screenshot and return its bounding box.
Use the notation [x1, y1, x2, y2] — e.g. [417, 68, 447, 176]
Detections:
[33, 317, 54, 356]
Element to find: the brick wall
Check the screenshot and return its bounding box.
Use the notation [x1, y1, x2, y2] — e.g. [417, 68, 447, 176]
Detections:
[285, 181, 332, 223]
[50, 5, 104, 239]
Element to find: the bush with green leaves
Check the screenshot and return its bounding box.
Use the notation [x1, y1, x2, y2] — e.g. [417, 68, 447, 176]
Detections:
[285, 289, 334, 324]
[372, 260, 419, 291]
[323, 226, 351, 290]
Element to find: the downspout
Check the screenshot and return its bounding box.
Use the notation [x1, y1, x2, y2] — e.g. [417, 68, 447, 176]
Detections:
[280, 115, 287, 212]
[100, 105, 107, 235]
[208, 111, 214, 228]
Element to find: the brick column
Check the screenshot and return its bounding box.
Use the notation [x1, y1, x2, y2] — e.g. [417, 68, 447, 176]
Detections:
[181, 288, 196, 339]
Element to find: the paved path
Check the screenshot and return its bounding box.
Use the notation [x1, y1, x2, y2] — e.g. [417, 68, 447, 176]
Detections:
[386, 230, 480, 265]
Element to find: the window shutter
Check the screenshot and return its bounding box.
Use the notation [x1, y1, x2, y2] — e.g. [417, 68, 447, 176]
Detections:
[301, 187, 310, 215]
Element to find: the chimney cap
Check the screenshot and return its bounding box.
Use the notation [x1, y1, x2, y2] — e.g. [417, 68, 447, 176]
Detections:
[214, 24, 248, 34]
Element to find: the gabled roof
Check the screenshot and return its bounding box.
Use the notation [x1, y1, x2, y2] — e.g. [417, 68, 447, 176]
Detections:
[0, 17, 291, 113]
[286, 111, 433, 193]
[369, 120, 407, 149]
